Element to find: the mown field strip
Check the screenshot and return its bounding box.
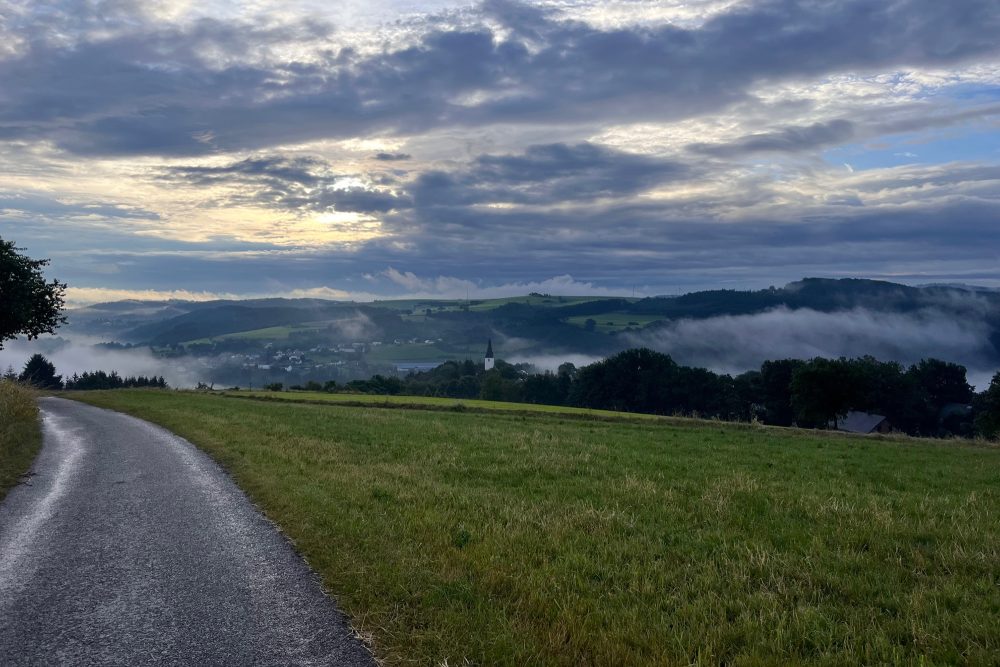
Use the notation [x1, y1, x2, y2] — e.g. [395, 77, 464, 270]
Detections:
[223, 389, 666, 421]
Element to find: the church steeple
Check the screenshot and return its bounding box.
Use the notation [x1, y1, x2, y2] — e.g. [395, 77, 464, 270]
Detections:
[484, 339, 495, 370]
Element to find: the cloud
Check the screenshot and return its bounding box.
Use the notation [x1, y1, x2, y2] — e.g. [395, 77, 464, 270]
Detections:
[63, 287, 243, 307]
[0, 192, 159, 221]
[379, 268, 626, 298]
[162, 155, 410, 214]
[374, 152, 412, 161]
[1, 0, 998, 303]
[689, 120, 856, 157]
[412, 142, 689, 208]
[2, 0, 997, 157]
[507, 353, 603, 372]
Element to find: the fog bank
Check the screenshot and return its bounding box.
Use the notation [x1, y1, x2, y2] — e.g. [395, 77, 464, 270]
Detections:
[0, 337, 204, 388]
[628, 307, 999, 390]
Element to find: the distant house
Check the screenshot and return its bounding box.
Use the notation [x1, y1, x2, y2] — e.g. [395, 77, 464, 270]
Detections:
[837, 411, 891, 434]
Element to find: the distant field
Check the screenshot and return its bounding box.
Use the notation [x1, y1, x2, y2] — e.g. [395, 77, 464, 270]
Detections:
[0, 381, 42, 501]
[183, 321, 331, 344]
[363, 343, 481, 364]
[67, 390, 1000, 665]
[565, 312, 664, 332]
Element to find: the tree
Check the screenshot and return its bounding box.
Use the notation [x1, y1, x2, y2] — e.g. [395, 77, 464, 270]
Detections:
[790, 357, 855, 428]
[907, 358, 974, 434]
[757, 359, 805, 426]
[569, 348, 681, 414]
[0, 238, 66, 349]
[973, 372, 1000, 440]
[19, 354, 62, 389]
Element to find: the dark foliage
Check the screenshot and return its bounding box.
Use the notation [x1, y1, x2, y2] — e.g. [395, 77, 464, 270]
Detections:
[322, 348, 995, 439]
[19, 353, 62, 389]
[63, 370, 167, 390]
[973, 373, 1000, 440]
[0, 238, 66, 349]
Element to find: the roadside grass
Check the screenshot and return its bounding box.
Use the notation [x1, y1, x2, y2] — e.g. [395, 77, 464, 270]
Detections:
[0, 380, 42, 501]
[70, 390, 1000, 665]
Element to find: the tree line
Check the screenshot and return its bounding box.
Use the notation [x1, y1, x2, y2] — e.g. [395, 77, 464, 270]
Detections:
[285, 349, 1000, 440]
[6, 354, 167, 390]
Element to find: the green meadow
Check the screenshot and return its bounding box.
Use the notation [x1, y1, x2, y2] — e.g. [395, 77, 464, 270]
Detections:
[70, 390, 1000, 665]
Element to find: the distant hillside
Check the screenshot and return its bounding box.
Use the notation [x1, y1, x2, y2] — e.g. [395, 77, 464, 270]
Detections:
[121, 302, 363, 345]
[631, 278, 1000, 319]
[65, 278, 1000, 366]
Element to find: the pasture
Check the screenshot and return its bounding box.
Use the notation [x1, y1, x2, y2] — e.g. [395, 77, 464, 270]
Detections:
[69, 390, 1000, 665]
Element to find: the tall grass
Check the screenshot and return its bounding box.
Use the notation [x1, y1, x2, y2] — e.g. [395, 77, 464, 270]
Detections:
[0, 380, 41, 500]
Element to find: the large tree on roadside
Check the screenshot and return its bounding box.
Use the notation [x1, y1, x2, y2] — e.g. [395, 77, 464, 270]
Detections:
[0, 237, 66, 349]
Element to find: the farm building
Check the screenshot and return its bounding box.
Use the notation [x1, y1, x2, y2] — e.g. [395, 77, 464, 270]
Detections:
[837, 411, 891, 434]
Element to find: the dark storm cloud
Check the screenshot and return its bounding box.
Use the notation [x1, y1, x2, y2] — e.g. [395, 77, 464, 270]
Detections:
[689, 120, 856, 157]
[1, 0, 998, 156]
[412, 142, 689, 207]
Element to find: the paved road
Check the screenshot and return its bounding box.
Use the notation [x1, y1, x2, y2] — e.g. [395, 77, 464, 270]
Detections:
[0, 397, 375, 666]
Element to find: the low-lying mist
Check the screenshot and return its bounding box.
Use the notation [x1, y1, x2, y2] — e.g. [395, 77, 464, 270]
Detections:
[0, 337, 204, 388]
[627, 306, 999, 390]
[4, 304, 997, 392]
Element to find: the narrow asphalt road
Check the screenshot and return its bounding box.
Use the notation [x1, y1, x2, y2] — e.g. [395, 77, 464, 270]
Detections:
[0, 397, 376, 666]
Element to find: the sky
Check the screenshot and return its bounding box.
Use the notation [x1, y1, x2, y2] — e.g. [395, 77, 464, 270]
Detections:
[1, 0, 998, 305]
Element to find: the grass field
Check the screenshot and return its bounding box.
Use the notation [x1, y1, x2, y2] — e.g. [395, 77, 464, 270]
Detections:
[221, 388, 665, 420]
[565, 312, 664, 332]
[0, 381, 42, 501]
[184, 321, 330, 344]
[70, 390, 1000, 665]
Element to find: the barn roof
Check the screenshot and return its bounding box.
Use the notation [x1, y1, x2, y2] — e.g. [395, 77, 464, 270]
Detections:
[838, 411, 888, 434]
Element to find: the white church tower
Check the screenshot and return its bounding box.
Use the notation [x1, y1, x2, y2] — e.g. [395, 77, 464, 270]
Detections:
[484, 339, 495, 371]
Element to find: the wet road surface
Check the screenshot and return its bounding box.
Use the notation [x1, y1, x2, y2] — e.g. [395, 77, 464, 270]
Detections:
[0, 397, 375, 666]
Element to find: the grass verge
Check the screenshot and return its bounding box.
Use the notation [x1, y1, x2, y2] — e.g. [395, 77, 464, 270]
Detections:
[70, 390, 1000, 665]
[0, 380, 42, 501]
